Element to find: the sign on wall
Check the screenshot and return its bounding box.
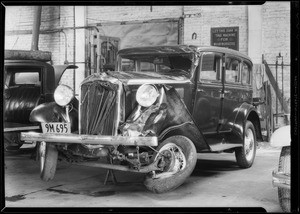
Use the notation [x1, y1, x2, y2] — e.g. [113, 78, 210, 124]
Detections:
[211, 27, 239, 51]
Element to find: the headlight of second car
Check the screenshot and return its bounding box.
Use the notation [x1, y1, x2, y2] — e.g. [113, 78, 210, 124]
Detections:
[136, 84, 160, 107]
[54, 84, 74, 106]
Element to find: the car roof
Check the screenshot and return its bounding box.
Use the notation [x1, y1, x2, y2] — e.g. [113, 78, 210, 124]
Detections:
[5, 50, 52, 62]
[4, 59, 54, 70]
[118, 45, 252, 63]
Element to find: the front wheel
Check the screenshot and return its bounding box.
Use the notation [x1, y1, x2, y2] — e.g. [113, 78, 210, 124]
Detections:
[144, 135, 197, 193]
[4, 132, 23, 151]
[235, 121, 257, 168]
[278, 146, 290, 212]
[39, 141, 58, 181]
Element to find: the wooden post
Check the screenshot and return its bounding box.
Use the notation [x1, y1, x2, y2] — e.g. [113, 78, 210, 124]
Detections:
[263, 60, 289, 114]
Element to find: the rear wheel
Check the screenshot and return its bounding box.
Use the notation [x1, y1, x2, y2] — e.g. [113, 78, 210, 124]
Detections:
[278, 146, 290, 212]
[39, 141, 58, 181]
[235, 121, 257, 168]
[144, 135, 197, 193]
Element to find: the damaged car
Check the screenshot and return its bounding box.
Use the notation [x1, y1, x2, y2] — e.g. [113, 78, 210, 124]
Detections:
[4, 49, 77, 151]
[270, 125, 291, 212]
[21, 45, 262, 193]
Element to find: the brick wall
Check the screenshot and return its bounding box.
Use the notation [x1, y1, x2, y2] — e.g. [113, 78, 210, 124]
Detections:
[5, 6, 65, 64]
[262, 2, 290, 106]
[5, 3, 291, 115]
[5, 6, 77, 87]
[183, 5, 248, 55]
[86, 6, 182, 24]
[5, 4, 290, 65]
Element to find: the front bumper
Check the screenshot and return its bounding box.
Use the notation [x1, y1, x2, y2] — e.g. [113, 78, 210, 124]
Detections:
[20, 132, 158, 147]
[272, 170, 290, 189]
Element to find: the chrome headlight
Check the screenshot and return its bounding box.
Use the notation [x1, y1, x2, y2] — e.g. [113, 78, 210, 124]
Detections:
[136, 84, 160, 107]
[54, 84, 74, 106]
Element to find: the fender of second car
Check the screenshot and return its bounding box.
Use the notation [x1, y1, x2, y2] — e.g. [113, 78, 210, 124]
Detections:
[270, 125, 291, 147]
[228, 102, 263, 144]
[29, 100, 78, 132]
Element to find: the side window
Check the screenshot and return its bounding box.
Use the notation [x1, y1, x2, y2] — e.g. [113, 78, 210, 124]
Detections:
[200, 52, 222, 82]
[225, 57, 241, 83]
[241, 61, 251, 85]
[141, 62, 155, 72]
[121, 59, 135, 72]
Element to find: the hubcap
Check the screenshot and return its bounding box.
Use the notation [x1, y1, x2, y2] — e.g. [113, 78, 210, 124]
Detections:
[244, 128, 255, 161]
[153, 143, 186, 179]
[39, 141, 46, 173]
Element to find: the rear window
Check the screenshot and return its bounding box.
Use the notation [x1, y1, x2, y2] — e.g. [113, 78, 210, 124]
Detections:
[14, 72, 40, 85]
[6, 66, 42, 86]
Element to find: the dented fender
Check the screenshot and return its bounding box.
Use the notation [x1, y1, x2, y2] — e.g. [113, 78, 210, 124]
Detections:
[158, 86, 210, 152]
[29, 101, 78, 132]
[120, 85, 210, 152]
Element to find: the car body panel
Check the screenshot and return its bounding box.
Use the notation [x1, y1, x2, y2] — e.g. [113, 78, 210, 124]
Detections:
[4, 122, 40, 132]
[270, 125, 291, 147]
[52, 65, 78, 86]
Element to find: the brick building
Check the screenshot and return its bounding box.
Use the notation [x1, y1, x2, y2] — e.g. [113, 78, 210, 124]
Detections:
[4, 3, 291, 126]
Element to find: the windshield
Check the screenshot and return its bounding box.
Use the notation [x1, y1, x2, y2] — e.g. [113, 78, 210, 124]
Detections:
[118, 54, 193, 77]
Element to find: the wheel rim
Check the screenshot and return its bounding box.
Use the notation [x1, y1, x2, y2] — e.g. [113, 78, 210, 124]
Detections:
[153, 143, 187, 179]
[244, 128, 255, 162]
[39, 141, 46, 173]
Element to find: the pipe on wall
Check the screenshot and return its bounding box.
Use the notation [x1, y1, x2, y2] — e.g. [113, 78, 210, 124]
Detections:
[31, 6, 42, 51]
[73, 6, 76, 94]
[60, 31, 68, 64]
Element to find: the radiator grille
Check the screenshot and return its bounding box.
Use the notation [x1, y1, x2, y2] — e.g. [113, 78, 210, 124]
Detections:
[80, 81, 118, 135]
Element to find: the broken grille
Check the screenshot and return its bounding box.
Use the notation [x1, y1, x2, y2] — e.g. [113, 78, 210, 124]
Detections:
[80, 81, 118, 135]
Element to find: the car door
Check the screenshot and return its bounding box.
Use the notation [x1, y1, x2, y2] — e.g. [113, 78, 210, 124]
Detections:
[192, 51, 223, 134]
[218, 55, 252, 132]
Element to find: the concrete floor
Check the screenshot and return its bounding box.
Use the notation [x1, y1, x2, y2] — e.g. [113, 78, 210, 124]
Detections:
[4, 142, 283, 211]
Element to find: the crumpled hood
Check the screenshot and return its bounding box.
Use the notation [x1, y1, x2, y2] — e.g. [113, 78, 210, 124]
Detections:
[106, 70, 191, 85]
[81, 70, 191, 86]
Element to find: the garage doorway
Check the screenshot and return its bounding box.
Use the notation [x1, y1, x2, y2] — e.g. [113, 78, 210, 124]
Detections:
[87, 20, 180, 75]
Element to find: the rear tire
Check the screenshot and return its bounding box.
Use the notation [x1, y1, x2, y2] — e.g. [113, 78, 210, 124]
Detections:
[235, 121, 257, 168]
[144, 135, 197, 193]
[39, 141, 58, 181]
[278, 146, 290, 212]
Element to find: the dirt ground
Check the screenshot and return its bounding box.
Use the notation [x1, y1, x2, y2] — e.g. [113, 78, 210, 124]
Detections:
[3, 142, 284, 212]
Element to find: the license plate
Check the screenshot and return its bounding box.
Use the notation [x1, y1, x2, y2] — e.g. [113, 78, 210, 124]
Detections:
[41, 123, 71, 134]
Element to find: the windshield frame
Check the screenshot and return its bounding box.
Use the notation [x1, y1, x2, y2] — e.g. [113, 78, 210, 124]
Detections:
[117, 53, 195, 78]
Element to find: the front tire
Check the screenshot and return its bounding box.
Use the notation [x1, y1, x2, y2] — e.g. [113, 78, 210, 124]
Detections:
[39, 141, 58, 181]
[4, 132, 23, 151]
[278, 146, 290, 212]
[144, 135, 197, 193]
[235, 121, 257, 168]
